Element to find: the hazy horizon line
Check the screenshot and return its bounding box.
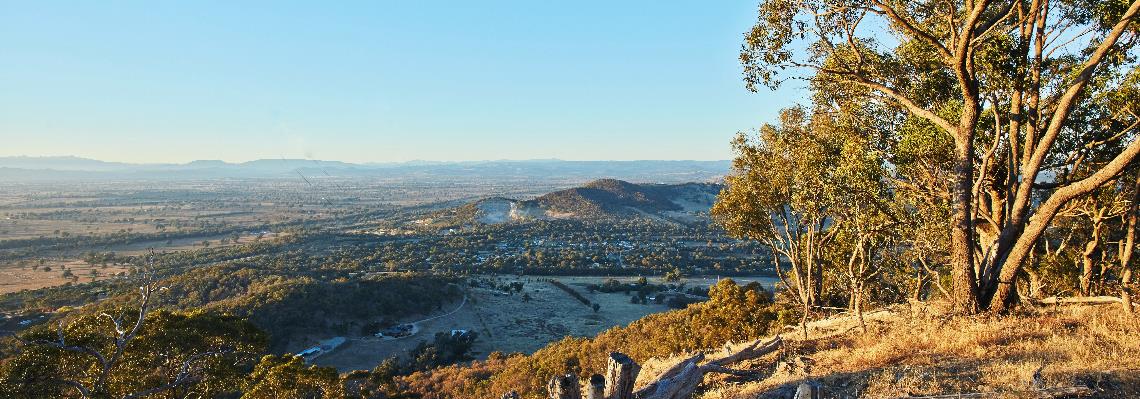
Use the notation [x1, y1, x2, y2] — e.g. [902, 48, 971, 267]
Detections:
[0, 154, 732, 165]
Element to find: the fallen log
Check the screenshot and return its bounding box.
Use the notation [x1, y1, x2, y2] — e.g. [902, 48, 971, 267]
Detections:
[633, 336, 783, 399]
[706, 335, 784, 368]
[632, 353, 704, 399]
[1029, 386, 1097, 399]
[1033, 295, 1140, 307]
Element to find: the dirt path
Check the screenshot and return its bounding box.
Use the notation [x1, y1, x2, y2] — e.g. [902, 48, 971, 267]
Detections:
[409, 295, 467, 325]
[365, 295, 469, 342]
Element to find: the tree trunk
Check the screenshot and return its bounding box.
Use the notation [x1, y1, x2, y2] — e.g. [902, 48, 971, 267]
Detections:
[985, 0, 1140, 312]
[1026, 266, 1043, 300]
[810, 256, 824, 307]
[950, 134, 980, 313]
[913, 266, 926, 301]
[1119, 173, 1138, 315]
[1079, 238, 1098, 296]
[800, 303, 810, 340]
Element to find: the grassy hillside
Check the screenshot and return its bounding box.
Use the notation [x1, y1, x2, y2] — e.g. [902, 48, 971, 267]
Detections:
[389, 297, 1139, 399]
[701, 304, 1140, 399]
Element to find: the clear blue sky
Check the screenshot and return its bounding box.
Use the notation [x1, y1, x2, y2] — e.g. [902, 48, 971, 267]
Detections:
[0, 1, 805, 164]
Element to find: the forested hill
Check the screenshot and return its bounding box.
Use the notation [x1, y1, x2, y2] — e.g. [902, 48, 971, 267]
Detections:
[428, 179, 723, 226]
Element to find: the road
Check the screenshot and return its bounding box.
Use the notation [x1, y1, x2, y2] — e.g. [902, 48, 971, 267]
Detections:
[408, 295, 467, 325]
[350, 294, 469, 343]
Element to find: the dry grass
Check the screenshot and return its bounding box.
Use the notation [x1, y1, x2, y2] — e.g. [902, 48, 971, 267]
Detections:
[698, 303, 1140, 399]
[0, 260, 131, 294]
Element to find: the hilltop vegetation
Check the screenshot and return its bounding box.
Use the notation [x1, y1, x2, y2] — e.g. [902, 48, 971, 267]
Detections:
[157, 262, 462, 350]
[529, 179, 721, 221]
[423, 179, 722, 227]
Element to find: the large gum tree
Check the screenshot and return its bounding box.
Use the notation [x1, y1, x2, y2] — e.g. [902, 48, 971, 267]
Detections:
[741, 0, 1140, 313]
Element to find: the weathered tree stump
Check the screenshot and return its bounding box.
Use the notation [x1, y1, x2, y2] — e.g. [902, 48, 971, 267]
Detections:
[529, 336, 783, 399]
[586, 374, 606, 399]
[548, 373, 582, 399]
[604, 352, 640, 399]
[793, 382, 821, 399]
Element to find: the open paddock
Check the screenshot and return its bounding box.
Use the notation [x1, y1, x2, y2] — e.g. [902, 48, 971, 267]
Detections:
[308, 274, 776, 372]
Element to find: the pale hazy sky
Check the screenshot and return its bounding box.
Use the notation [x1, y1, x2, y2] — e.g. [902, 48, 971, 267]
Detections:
[0, 1, 805, 164]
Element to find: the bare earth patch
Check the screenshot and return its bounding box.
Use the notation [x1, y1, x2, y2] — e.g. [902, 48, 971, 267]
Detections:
[0, 260, 130, 294]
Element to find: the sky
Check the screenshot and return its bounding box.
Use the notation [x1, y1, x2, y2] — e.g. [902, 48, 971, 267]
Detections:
[0, 1, 807, 164]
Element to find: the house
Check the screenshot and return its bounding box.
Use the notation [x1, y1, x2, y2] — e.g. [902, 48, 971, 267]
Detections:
[297, 347, 322, 359]
[297, 336, 347, 362]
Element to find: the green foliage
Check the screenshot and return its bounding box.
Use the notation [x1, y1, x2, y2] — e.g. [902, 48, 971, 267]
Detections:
[242, 355, 344, 399]
[407, 331, 479, 373]
[713, 106, 897, 309]
[0, 311, 267, 399]
[149, 261, 461, 350]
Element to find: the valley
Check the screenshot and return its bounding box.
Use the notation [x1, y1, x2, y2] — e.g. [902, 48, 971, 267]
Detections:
[307, 274, 777, 372]
[0, 175, 776, 384]
[7, 1, 1138, 396]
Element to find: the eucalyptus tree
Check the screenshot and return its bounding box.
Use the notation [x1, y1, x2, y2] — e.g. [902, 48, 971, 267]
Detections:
[0, 271, 266, 399]
[1055, 183, 1129, 296]
[742, 0, 1140, 312]
[714, 107, 839, 317]
[713, 106, 893, 333]
[831, 132, 901, 331]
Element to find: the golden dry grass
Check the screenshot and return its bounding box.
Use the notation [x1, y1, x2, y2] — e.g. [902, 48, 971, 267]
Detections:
[698, 303, 1140, 399]
[0, 260, 131, 294]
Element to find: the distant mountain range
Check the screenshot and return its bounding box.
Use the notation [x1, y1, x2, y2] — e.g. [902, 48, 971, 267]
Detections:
[0, 156, 730, 183]
[426, 179, 723, 226]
